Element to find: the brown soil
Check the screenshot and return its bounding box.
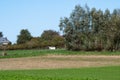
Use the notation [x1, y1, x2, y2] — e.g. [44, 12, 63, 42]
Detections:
[0, 55, 120, 70]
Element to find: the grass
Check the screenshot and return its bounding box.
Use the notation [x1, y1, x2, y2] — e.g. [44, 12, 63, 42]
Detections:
[0, 66, 120, 80]
[0, 50, 120, 80]
[0, 49, 120, 58]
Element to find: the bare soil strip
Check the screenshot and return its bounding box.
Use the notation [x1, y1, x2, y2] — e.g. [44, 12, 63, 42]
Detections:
[0, 55, 120, 70]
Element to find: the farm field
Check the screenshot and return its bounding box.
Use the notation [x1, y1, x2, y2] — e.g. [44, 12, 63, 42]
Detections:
[0, 49, 120, 59]
[0, 54, 120, 70]
[0, 66, 120, 80]
[0, 49, 120, 80]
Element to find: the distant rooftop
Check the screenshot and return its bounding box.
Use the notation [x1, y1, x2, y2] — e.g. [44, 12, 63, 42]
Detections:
[0, 37, 10, 45]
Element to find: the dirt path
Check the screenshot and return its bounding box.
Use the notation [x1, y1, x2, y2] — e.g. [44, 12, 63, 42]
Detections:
[0, 55, 120, 70]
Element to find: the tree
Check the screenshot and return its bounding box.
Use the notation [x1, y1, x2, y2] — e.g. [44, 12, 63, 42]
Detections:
[103, 9, 112, 50]
[0, 32, 3, 37]
[52, 36, 65, 48]
[59, 5, 91, 50]
[41, 30, 65, 48]
[26, 37, 40, 49]
[111, 9, 120, 51]
[17, 29, 32, 44]
[59, 4, 120, 51]
[41, 30, 59, 40]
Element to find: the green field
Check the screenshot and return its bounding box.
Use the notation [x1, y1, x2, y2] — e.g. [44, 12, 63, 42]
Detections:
[0, 66, 119, 80]
[0, 49, 120, 58]
[0, 49, 120, 80]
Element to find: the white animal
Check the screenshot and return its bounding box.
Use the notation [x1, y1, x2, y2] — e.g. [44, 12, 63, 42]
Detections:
[49, 46, 56, 50]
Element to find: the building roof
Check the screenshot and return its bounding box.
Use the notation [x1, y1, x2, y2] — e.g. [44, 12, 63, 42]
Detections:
[0, 37, 10, 45]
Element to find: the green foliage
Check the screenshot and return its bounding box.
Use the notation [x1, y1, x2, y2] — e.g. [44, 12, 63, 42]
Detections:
[0, 66, 120, 80]
[0, 32, 3, 37]
[52, 36, 65, 47]
[41, 30, 59, 40]
[59, 4, 120, 51]
[17, 29, 32, 44]
[8, 29, 65, 50]
[41, 30, 65, 48]
[26, 37, 41, 49]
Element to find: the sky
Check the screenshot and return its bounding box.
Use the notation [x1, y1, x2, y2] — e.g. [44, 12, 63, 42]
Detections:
[0, 0, 120, 43]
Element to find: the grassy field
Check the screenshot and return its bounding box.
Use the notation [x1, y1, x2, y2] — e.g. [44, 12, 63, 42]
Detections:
[0, 49, 120, 58]
[0, 49, 120, 80]
[0, 66, 120, 80]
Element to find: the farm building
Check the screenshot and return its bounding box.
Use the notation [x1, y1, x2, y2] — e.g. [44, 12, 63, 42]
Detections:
[0, 37, 10, 45]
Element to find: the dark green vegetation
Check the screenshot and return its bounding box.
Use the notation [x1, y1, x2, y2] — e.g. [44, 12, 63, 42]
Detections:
[0, 30, 65, 50]
[0, 32, 3, 37]
[5, 29, 65, 50]
[1, 4, 120, 51]
[0, 49, 120, 58]
[17, 29, 32, 44]
[59, 4, 120, 51]
[0, 66, 119, 80]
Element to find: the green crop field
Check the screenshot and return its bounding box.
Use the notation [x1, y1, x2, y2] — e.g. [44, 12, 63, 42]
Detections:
[0, 66, 120, 80]
[0, 49, 120, 58]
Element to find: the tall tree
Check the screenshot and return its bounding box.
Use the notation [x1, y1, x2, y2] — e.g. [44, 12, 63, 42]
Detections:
[59, 4, 120, 51]
[41, 30, 59, 40]
[17, 29, 32, 44]
[111, 9, 120, 50]
[0, 32, 3, 37]
[59, 5, 90, 50]
[103, 9, 111, 50]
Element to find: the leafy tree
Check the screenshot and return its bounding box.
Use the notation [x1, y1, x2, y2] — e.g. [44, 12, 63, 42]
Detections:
[0, 32, 3, 37]
[111, 9, 120, 51]
[59, 5, 91, 50]
[102, 9, 112, 50]
[59, 4, 120, 51]
[17, 29, 32, 44]
[26, 37, 40, 49]
[41, 30, 65, 48]
[52, 35, 65, 48]
[41, 30, 59, 40]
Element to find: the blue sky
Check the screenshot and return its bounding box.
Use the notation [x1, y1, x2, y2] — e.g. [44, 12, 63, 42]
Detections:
[0, 0, 119, 43]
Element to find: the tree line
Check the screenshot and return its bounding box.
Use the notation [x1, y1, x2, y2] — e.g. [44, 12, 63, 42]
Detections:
[59, 4, 120, 51]
[0, 29, 65, 50]
[1, 4, 120, 51]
